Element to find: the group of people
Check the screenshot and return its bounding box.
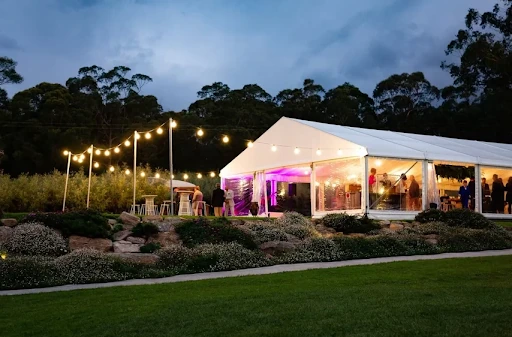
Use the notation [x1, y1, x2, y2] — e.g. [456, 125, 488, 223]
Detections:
[459, 175, 512, 213]
[369, 168, 421, 211]
[173, 184, 234, 216]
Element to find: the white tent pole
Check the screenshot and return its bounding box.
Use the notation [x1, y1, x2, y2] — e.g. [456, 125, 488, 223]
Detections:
[86, 145, 93, 209]
[133, 131, 138, 211]
[169, 118, 174, 216]
[310, 163, 316, 217]
[62, 152, 71, 212]
[475, 164, 482, 213]
[362, 156, 369, 215]
[263, 171, 269, 217]
[422, 160, 428, 210]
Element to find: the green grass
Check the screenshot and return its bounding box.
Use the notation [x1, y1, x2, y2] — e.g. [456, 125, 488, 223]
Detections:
[495, 221, 512, 228]
[1, 256, 512, 337]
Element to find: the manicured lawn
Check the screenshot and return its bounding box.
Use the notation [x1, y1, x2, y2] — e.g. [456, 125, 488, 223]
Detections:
[495, 221, 512, 228]
[1, 256, 512, 337]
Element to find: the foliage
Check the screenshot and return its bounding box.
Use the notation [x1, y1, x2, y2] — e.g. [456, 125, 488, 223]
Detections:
[112, 224, 124, 233]
[321, 214, 380, 234]
[156, 245, 194, 270]
[140, 242, 161, 254]
[444, 208, 499, 230]
[19, 209, 110, 238]
[189, 243, 270, 272]
[175, 217, 257, 249]
[0, 256, 58, 290]
[4, 223, 68, 256]
[435, 165, 474, 180]
[245, 222, 289, 244]
[415, 209, 447, 223]
[131, 222, 159, 238]
[275, 212, 318, 239]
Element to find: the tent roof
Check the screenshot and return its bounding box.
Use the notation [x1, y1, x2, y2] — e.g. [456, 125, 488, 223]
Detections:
[220, 117, 512, 177]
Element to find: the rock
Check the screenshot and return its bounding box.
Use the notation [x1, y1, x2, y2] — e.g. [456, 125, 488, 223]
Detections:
[113, 241, 142, 253]
[126, 236, 145, 244]
[157, 223, 174, 232]
[142, 215, 163, 222]
[146, 231, 181, 247]
[110, 253, 159, 265]
[424, 234, 439, 240]
[230, 220, 245, 227]
[378, 220, 390, 227]
[1, 218, 17, 227]
[0, 226, 13, 244]
[108, 219, 118, 225]
[426, 239, 438, 245]
[412, 221, 421, 227]
[69, 236, 113, 252]
[389, 223, 404, 231]
[347, 233, 366, 238]
[119, 212, 140, 226]
[315, 224, 336, 235]
[258, 241, 296, 255]
[113, 230, 132, 241]
[403, 222, 413, 228]
[285, 233, 303, 244]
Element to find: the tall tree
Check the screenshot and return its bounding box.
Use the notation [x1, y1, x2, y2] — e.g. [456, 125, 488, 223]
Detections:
[275, 79, 325, 121]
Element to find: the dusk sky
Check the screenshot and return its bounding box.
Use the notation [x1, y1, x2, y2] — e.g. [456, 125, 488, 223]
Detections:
[0, 0, 491, 110]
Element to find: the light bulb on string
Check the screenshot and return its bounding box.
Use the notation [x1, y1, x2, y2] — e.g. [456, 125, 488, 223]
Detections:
[95, 149, 101, 155]
[140, 172, 146, 177]
[271, 145, 277, 152]
[63, 150, 69, 156]
[294, 147, 300, 155]
[222, 135, 229, 143]
[171, 121, 177, 128]
[93, 162, 99, 168]
[210, 172, 216, 178]
[172, 174, 175, 179]
[316, 149, 322, 156]
[78, 159, 84, 163]
[197, 173, 202, 179]
[87, 148, 92, 154]
[125, 169, 130, 175]
[155, 173, 160, 179]
[157, 128, 163, 134]
[114, 147, 120, 153]
[124, 140, 131, 147]
[104, 150, 110, 156]
[73, 155, 78, 161]
[145, 132, 151, 139]
[183, 174, 189, 180]
[247, 141, 253, 148]
[109, 166, 115, 172]
[80, 154, 85, 160]
[197, 129, 204, 137]
[337, 149, 343, 156]
[135, 133, 140, 140]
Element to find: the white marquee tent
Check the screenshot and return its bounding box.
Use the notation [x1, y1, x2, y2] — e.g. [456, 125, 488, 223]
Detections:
[220, 117, 512, 219]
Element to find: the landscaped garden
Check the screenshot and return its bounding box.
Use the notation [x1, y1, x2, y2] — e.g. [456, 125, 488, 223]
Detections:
[1, 255, 512, 337]
[1, 207, 512, 291]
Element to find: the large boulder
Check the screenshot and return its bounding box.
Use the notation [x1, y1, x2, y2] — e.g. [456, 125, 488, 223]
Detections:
[378, 220, 391, 228]
[113, 230, 132, 241]
[146, 231, 181, 247]
[0, 226, 13, 244]
[126, 236, 145, 244]
[142, 215, 163, 222]
[259, 241, 296, 256]
[110, 253, 159, 265]
[1, 218, 17, 227]
[69, 236, 113, 252]
[113, 241, 142, 253]
[119, 212, 140, 226]
[389, 223, 404, 231]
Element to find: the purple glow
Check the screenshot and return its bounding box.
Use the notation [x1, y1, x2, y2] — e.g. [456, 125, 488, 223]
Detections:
[271, 180, 277, 206]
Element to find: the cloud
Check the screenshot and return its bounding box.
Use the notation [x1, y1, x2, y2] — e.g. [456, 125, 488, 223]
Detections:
[0, 0, 496, 110]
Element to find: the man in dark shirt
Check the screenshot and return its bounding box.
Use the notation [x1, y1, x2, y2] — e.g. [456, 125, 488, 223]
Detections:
[408, 175, 420, 211]
[211, 183, 225, 217]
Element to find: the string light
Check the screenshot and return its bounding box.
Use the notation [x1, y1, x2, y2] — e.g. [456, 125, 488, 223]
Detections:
[316, 149, 322, 156]
[210, 172, 216, 178]
[145, 133, 151, 139]
[104, 150, 110, 156]
[93, 162, 99, 168]
[80, 154, 85, 160]
[124, 140, 131, 147]
[271, 145, 277, 152]
[197, 129, 204, 137]
[73, 155, 78, 161]
[197, 173, 202, 179]
[95, 149, 101, 155]
[109, 166, 115, 172]
[135, 133, 140, 140]
[140, 172, 146, 177]
[87, 148, 92, 154]
[78, 159, 84, 163]
[183, 174, 189, 180]
[172, 174, 175, 179]
[157, 127, 163, 134]
[294, 147, 300, 154]
[155, 173, 160, 179]
[171, 120, 177, 128]
[247, 141, 253, 148]
[125, 169, 130, 175]
[222, 135, 229, 143]
[337, 149, 343, 156]
[63, 150, 69, 156]
[114, 147, 120, 153]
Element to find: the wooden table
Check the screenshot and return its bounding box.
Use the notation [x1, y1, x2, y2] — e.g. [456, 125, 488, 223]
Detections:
[141, 195, 158, 215]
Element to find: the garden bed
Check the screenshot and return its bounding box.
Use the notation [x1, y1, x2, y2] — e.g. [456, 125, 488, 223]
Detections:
[1, 209, 512, 290]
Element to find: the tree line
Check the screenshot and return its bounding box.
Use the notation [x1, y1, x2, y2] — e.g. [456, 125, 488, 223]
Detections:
[0, 1, 511, 177]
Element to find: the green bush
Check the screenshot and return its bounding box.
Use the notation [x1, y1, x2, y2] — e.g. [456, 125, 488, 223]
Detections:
[5, 223, 68, 256]
[112, 224, 124, 234]
[275, 212, 318, 239]
[0, 256, 60, 290]
[140, 242, 161, 253]
[444, 209, 498, 230]
[175, 218, 257, 249]
[245, 222, 288, 244]
[19, 210, 111, 238]
[415, 209, 446, 223]
[189, 243, 269, 272]
[131, 222, 159, 238]
[321, 214, 380, 234]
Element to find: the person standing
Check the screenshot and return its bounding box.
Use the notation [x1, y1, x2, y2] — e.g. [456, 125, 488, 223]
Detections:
[506, 177, 512, 214]
[369, 168, 377, 208]
[459, 180, 471, 209]
[491, 174, 505, 213]
[399, 174, 408, 211]
[211, 183, 225, 217]
[192, 186, 204, 216]
[408, 175, 420, 211]
[224, 187, 235, 216]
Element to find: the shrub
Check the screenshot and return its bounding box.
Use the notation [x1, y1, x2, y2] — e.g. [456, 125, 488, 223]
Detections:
[54, 249, 127, 284]
[0, 256, 60, 290]
[190, 243, 269, 272]
[413, 222, 451, 235]
[131, 222, 159, 238]
[415, 209, 446, 223]
[299, 238, 345, 262]
[444, 209, 497, 230]
[321, 214, 379, 234]
[245, 222, 288, 244]
[112, 224, 124, 234]
[140, 242, 161, 253]
[175, 218, 257, 249]
[5, 223, 68, 256]
[19, 210, 111, 238]
[157, 245, 194, 270]
[276, 212, 311, 227]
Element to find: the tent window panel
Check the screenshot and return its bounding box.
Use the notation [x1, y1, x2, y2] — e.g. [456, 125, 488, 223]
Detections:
[480, 166, 512, 214]
[315, 158, 362, 212]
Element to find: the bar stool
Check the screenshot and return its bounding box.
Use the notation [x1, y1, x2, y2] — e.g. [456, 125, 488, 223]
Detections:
[130, 204, 140, 215]
[194, 201, 206, 216]
[160, 203, 170, 216]
[139, 204, 145, 216]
